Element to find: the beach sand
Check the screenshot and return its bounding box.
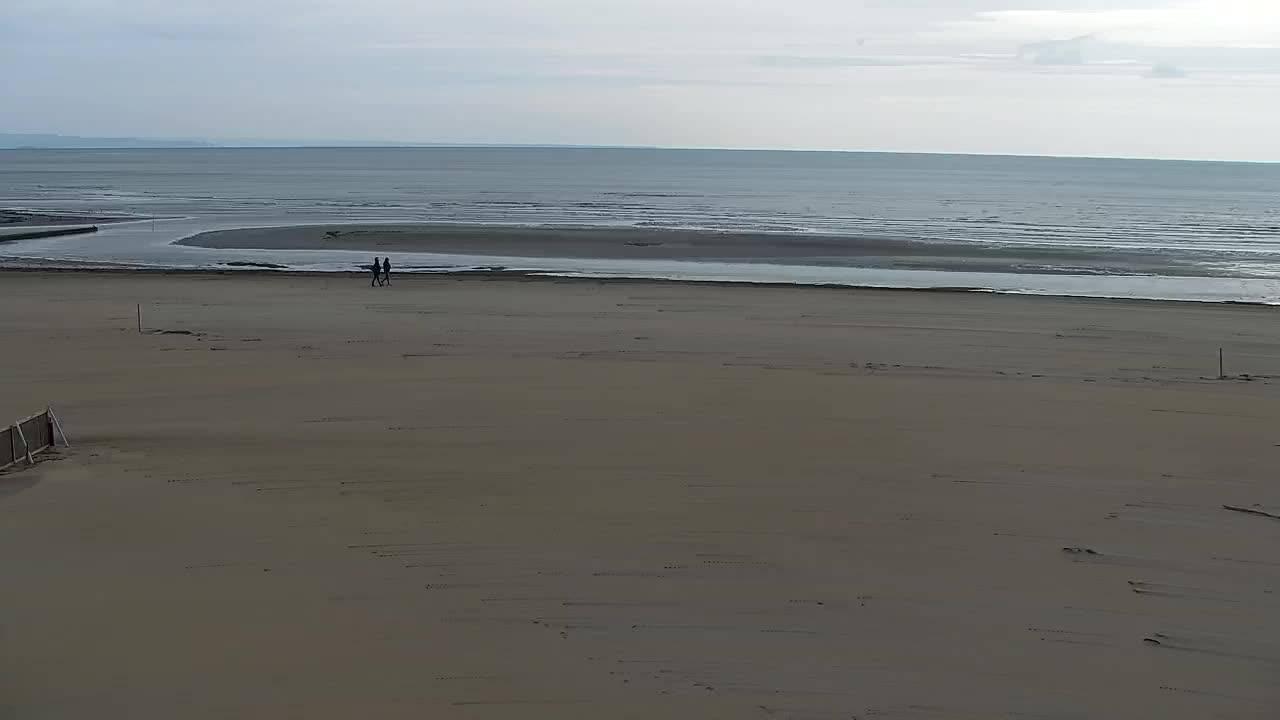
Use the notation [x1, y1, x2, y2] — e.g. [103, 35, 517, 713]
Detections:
[2, 272, 1278, 719]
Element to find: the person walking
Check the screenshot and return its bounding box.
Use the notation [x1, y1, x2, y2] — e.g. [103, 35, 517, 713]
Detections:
[382, 257, 392, 286]
[371, 257, 383, 287]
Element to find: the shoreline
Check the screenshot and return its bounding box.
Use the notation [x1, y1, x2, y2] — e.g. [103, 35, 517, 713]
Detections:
[2, 266, 1277, 308]
[4, 214, 1277, 305]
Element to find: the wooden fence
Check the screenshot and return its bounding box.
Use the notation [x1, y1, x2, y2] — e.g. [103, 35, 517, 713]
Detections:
[1, 409, 69, 472]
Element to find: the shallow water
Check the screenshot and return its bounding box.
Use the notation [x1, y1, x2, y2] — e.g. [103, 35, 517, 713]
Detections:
[2, 147, 1279, 302]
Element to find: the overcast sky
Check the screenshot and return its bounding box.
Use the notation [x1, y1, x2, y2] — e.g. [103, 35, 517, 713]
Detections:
[2, 0, 1279, 160]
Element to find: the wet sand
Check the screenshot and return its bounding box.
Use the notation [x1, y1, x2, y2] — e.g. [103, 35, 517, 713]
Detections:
[179, 223, 1214, 277]
[1, 272, 1278, 719]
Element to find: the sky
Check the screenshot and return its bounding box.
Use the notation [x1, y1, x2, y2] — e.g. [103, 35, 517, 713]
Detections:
[2, 0, 1279, 160]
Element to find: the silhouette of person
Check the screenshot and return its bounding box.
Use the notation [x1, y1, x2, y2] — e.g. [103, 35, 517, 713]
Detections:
[382, 257, 392, 286]
[371, 257, 382, 287]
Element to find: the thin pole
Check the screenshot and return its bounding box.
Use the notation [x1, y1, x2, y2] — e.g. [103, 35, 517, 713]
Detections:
[1219, 348, 1224, 380]
[137, 303, 142, 333]
[49, 407, 71, 448]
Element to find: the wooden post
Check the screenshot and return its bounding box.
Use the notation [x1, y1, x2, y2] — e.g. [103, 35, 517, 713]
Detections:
[49, 408, 71, 448]
[1219, 348, 1224, 380]
[137, 303, 142, 333]
[13, 422, 32, 466]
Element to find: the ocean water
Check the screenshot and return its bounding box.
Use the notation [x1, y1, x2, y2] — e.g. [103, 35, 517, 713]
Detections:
[2, 147, 1279, 302]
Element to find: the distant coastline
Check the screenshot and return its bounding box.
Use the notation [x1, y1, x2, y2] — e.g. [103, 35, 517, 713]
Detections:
[2, 134, 1274, 164]
[0, 133, 218, 149]
[0, 133, 657, 151]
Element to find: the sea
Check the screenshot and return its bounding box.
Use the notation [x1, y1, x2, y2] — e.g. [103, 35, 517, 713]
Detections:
[2, 147, 1279, 303]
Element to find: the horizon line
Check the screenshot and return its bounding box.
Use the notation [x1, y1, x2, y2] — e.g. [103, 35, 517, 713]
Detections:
[1, 136, 1276, 165]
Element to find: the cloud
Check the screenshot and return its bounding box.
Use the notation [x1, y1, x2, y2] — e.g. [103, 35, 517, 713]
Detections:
[948, 1, 1280, 49]
[2, 1, 1279, 160]
[1146, 62, 1188, 78]
[1017, 35, 1097, 65]
[753, 55, 937, 69]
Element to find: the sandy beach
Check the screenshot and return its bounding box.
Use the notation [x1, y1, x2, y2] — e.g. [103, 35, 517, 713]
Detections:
[2, 272, 1278, 719]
